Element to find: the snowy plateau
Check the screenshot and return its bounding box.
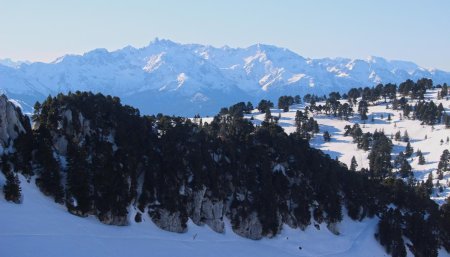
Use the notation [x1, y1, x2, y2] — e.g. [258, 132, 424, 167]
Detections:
[1, 38, 450, 116]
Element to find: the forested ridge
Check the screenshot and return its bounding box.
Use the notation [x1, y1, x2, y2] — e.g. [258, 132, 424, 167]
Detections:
[1, 79, 450, 256]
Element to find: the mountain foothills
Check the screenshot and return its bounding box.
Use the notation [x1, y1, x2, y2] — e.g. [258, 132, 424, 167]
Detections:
[1, 78, 450, 257]
[2, 39, 450, 116]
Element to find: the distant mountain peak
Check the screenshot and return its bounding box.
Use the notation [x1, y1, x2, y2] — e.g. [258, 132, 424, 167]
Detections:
[0, 58, 31, 68]
[0, 39, 449, 116]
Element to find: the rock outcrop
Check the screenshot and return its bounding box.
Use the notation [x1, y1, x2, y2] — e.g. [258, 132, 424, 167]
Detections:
[232, 212, 263, 240]
[0, 95, 26, 149]
[150, 208, 187, 233]
[187, 188, 225, 233]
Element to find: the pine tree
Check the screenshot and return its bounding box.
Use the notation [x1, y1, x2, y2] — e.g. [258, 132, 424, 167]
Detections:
[377, 209, 406, 257]
[245, 101, 253, 114]
[438, 150, 450, 173]
[395, 131, 401, 141]
[402, 130, 409, 142]
[368, 132, 392, 178]
[358, 132, 371, 151]
[323, 131, 331, 142]
[439, 197, 450, 252]
[399, 159, 412, 178]
[358, 100, 368, 121]
[264, 108, 272, 122]
[257, 99, 274, 114]
[425, 173, 434, 195]
[417, 150, 426, 165]
[404, 142, 413, 158]
[394, 152, 405, 170]
[350, 156, 358, 171]
[66, 142, 91, 215]
[3, 172, 21, 203]
[34, 127, 64, 203]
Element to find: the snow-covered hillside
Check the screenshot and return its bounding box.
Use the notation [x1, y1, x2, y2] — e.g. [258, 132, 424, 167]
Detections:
[1, 39, 450, 116]
[0, 175, 399, 257]
[1, 89, 450, 257]
[243, 89, 450, 203]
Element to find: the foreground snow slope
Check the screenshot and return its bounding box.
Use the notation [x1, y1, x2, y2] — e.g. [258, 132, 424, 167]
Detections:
[0, 175, 394, 257]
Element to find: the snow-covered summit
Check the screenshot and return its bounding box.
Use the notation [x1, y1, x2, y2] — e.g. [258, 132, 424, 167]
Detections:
[0, 39, 449, 115]
[0, 58, 30, 69]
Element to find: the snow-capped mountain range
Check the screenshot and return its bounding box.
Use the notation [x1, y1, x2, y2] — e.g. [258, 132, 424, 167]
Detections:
[1, 38, 449, 116]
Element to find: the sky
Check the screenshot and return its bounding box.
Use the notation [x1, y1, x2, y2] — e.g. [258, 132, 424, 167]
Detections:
[0, 0, 449, 70]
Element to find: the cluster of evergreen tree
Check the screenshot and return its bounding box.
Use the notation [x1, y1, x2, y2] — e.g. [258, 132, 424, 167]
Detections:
[219, 101, 254, 117]
[2, 91, 450, 256]
[277, 95, 295, 112]
[398, 78, 432, 99]
[409, 101, 445, 125]
[310, 91, 354, 120]
[294, 109, 319, 140]
[257, 99, 274, 114]
[367, 131, 393, 179]
[343, 124, 371, 150]
[302, 94, 325, 104]
[438, 83, 448, 99]
[347, 83, 397, 104]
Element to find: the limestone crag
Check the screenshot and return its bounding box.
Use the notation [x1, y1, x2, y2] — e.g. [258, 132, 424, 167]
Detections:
[0, 95, 26, 149]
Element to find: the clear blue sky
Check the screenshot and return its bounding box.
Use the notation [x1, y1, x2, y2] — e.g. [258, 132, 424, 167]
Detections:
[1, 0, 449, 70]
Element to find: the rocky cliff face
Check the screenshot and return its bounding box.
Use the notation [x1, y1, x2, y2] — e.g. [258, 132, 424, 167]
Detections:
[187, 187, 225, 233]
[150, 208, 187, 233]
[0, 95, 26, 150]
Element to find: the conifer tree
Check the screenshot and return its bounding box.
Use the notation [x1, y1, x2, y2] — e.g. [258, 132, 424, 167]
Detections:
[404, 142, 413, 158]
[350, 156, 358, 171]
[402, 130, 409, 142]
[34, 127, 64, 203]
[66, 141, 91, 215]
[3, 172, 21, 203]
[399, 159, 412, 178]
[323, 131, 331, 142]
[417, 150, 426, 165]
[2, 155, 22, 203]
[358, 100, 368, 121]
[438, 150, 450, 173]
[368, 132, 392, 178]
[440, 197, 450, 251]
[395, 131, 401, 141]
